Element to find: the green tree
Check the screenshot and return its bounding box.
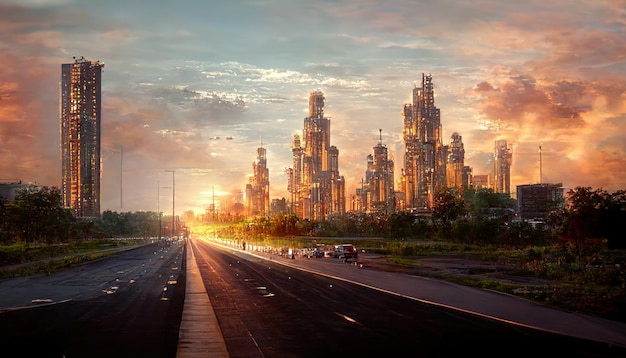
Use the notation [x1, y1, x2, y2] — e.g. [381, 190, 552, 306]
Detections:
[98, 210, 161, 238]
[4, 186, 76, 243]
[386, 211, 421, 239]
[464, 187, 516, 218]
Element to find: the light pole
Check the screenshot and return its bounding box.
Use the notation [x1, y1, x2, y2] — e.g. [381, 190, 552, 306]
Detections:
[165, 170, 175, 238]
[120, 145, 123, 212]
[157, 181, 161, 239]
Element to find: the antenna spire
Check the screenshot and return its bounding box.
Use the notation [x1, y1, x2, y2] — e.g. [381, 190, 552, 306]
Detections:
[539, 145, 543, 184]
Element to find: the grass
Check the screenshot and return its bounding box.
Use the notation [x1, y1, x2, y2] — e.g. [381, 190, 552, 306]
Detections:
[0, 252, 110, 279]
[0, 239, 149, 279]
[369, 241, 626, 323]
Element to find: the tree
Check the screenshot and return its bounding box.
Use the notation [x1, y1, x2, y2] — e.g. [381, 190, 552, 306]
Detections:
[464, 187, 516, 218]
[0, 195, 9, 244]
[4, 186, 76, 243]
[561, 187, 626, 249]
[432, 187, 466, 225]
[603, 189, 626, 249]
[386, 211, 421, 239]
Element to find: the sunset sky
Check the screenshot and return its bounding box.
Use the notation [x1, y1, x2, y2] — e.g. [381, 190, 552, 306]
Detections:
[1, 0, 625, 214]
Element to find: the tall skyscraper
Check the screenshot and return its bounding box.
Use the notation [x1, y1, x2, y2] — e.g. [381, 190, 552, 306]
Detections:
[246, 143, 270, 217]
[446, 132, 465, 189]
[355, 130, 394, 213]
[462, 165, 473, 190]
[60, 56, 104, 218]
[289, 90, 345, 220]
[402, 73, 446, 210]
[494, 140, 512, 194]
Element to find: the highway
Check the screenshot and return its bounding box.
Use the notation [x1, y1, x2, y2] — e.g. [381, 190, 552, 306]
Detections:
[189, 237, 626, 357]
[0, 238, 625, 357]
[0, 241, 185, 357]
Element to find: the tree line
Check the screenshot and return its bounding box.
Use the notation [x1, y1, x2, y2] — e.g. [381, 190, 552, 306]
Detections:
[1, 185, 624, 250]
[230, 186, 626, 250]
[0, 186, 161, 244]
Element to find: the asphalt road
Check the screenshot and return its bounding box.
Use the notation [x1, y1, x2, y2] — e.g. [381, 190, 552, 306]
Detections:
[191, 239, 626, 358]
[1, 238, 625, 358]
[0, 241, 185, 358]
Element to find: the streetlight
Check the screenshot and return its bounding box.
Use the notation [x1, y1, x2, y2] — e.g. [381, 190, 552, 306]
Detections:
[157, 181, 161, 240]
[165, 170, 175, 238]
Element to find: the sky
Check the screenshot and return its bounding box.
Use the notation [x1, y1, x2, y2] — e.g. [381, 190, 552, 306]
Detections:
[1, 0, 625, 215]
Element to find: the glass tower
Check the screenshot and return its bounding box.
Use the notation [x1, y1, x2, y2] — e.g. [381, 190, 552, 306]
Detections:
[60, 56, 104, 218]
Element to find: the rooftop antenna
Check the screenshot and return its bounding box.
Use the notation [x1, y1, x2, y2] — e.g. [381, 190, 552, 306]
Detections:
[379, 129, 383, 145]
[539, 145, 542, 184]
[120, 145, 123, 212]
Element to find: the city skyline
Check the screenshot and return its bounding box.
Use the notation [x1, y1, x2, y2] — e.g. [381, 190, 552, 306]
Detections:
[1, 1, 625, 214]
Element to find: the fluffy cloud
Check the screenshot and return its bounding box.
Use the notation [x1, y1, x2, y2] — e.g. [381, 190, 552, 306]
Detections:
[2, 0, 626, 214]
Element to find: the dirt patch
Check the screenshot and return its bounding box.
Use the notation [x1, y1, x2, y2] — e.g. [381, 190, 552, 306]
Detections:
[358, 254, 550, 287]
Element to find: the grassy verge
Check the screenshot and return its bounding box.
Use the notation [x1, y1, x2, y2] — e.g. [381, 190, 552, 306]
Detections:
[0, 239, 149, 279]
[0, 252, 111, 279]
[372, 241, 626, 323]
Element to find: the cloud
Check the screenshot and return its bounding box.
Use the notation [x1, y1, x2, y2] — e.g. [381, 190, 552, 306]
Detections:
[473, 74, 589, 131]
[3, 0, 626, 214]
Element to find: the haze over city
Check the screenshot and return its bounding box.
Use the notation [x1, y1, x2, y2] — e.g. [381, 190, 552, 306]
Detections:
[1, 0, 625, 214]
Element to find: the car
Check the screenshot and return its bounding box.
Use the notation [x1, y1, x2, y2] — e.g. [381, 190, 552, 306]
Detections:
[335, 244, 358, 263]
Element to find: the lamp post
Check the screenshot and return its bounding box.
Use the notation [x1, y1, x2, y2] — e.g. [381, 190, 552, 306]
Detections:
[157, 181, 161, 240]
[165, 170, 175, 238]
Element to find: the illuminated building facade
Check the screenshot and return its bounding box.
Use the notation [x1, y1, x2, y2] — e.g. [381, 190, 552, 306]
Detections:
[494, 140, 513, 194]
[354, 130, 394, 213]
[60, 56, 104, 218]
[472, 174, 491, 189]
[446, 132, 466, 190]
[288, 90, 345, 220]
[246, 144, 270, 216]
[401, 73, 447, 210]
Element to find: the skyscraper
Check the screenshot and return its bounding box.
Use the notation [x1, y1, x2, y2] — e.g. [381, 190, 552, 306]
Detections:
[402, 73, 446, 210]
[355, 130, 394, 213]
[494, 140, 512, 194]
[446, 132, 465, 189]
[289, 90, 345, 220]
[60, 56, 104, 218]
[246, 143, 270, 217]
[289, 134, 304, 217]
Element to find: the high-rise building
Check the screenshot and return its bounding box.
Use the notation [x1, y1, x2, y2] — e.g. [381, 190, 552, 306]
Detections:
[462, 166, 473, 190]
[472, 174, 491, 189]
[246, 144, 270, 217]
[401, 73, 446, 210]
[446, 132, 466, 189]
[494, 140, 512, 194]
[288, 90, 345, 220]
[60, 56, 104, 218]
[288, 134, 303, 217]
[516, 183, 564, 220]
[355, 130, 394, 213]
